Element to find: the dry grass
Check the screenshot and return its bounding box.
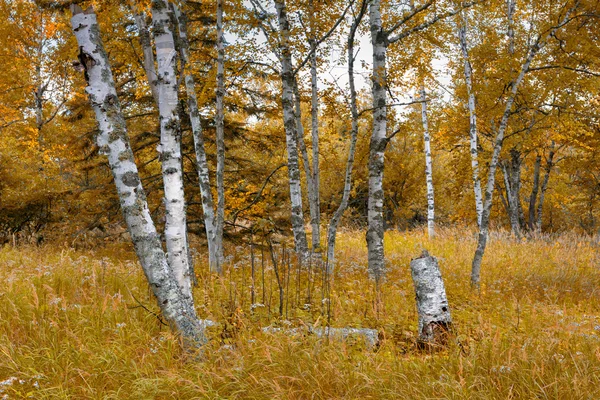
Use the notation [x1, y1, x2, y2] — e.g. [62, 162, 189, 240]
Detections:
[1, 228, 600, 399]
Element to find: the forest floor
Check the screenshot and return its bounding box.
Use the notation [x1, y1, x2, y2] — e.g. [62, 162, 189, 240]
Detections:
[1, 228, 600, 399]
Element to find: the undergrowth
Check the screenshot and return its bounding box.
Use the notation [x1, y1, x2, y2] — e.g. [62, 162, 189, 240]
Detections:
[1, 228, 599, 399]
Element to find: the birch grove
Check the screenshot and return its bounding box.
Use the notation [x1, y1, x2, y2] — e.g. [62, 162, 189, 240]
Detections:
[55, 0, 599, 350]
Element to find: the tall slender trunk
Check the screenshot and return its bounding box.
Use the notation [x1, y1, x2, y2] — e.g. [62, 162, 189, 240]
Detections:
[171, 4, 220, 273]
[129, 2, 159, 104]
[502, 161, 521, 236]
[470, 5, 576, 287]
[367, 0, 387, 283]
[537, 145, 555, 231]
[151, 0, 192, 299]
[70, 5, 206, 345]
[308, 0, 321, 251]
[502, 149, 524, 236]
[292, 79, 319, 251]
[528, 154, 542, 230]
[275, 0, 308, 258]
[420, 86, 435, 238]
[458, 11, 483, 226]
[507, 0, 516, 55]
[326, 0, 366, 271]
[215, 0, 226, 269]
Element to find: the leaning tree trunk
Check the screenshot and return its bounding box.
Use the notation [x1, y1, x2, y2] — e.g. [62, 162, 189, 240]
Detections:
[70, 5, 206, 346]
[536, 145, 556, 231]
[215, 0, 226, 270]
[367, 0, 387, 283]
[458, 11, 483, 227]
[470, 4, 576, 287]
[420, 86, 435, 238]
[172, 4, 220, 273]
[326, 0, 366, 272]
[275, 0, 309, 258]
[410, 250, 452, 347]
[151, 0, 192, 299]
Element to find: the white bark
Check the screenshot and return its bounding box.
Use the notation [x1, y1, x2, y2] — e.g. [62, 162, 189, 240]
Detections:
[367, 0, 387, 282]
[458, 12, 483, 227]
[507, 0, 516, 55]
[308, 0, 321, 251]
[410, 250, 452, 345]
[262, 325, 379, 348]
[471, 5, 577, 287]
[70, 5, 205, 346]
[275, 0, 309, 258]
[420, 86, 435, 238]
[172, 4, 220, 273]
[129, 1, 159, 105]
[326, 0, 366, 271]
[215, 0, 226, 270]
[151, 0, 192, 299]
[292, 79, 319, 252]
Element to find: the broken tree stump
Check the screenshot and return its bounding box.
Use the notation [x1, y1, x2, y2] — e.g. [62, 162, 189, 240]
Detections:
[410, 250, 452, 348]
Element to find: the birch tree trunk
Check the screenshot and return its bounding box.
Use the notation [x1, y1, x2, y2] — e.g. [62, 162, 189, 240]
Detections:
[502, 149, 525, 236]
[410, 250, 452, 347]
[507, 0, 516, 55]
[528, 154, 542, 230]
[502, 161, 521, 236]
[366, 0, 387, 283]
[292, 79, 319, 252]
[151, 0, 192, 299]
[172, 4, 220, 273]
[470, 5, 576, 287]
[275, 0, 309, 258]
[70, 5, 206, 346]
[308, 0, 321, 251]
[536, 145, 556, 231]
[215, 0, 226, 269]
[458, 12, 483, 227]
[129, 2, 159, 105]
[420, 86, 435, 238]
[326, 0, 366, 272]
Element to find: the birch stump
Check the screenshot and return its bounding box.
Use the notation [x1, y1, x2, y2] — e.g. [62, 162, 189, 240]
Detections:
[410, 250, 452, 348]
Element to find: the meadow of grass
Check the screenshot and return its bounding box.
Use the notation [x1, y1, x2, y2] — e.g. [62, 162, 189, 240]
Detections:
[1, 228, 600, 399]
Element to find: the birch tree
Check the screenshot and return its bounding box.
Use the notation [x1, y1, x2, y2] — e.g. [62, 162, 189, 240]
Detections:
[326, 0, 367, 271]
[70, 4, 207, 345]
[215, 0, 226, 270]
[458, 10, 483, 226]
[151, 0, 192, 299]
[171, 3, 221, 273]
[420, 86, 435, 238]
[366, 0, 473, 281]
[470, 2, 580, 287]
[274, 0, 309, 257]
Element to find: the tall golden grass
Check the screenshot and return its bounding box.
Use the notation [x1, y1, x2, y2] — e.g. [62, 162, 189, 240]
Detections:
[1, 228, 599, 399]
